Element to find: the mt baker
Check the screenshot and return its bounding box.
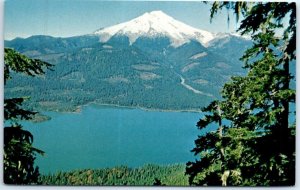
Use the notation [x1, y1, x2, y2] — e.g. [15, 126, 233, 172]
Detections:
[95, 10, 215, 47]
[5, 11, 251, 112]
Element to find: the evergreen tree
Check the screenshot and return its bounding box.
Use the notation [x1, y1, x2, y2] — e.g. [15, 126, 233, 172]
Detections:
[186, 2, 295, 186]
[4, 48, 52, 184]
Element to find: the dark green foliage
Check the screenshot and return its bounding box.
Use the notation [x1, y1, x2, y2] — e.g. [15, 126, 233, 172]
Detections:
[5, 34, 250, 112]
[39, 164, 188, 186]
[4, 125, 44, 184]
[186, 2, 295, 186]
[153, 178, 166, 186]
[4, 48, 52, 84]
[4, 98, 36, 121]
[4, 48, 51, 184]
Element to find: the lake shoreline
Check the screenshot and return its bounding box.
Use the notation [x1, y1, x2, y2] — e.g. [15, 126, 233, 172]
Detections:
[31, 101, 203, 123]
[43, 101, 203, 115]
[79, 102, 203, 114]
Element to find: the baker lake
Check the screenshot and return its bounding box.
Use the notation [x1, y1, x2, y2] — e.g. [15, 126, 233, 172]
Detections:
[21, 104, 217, 174]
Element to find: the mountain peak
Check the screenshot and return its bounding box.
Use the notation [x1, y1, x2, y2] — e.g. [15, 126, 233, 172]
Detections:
[149, 10, 164, 14]
[148, 10, 170, 17]
[94, 10, 215, 47]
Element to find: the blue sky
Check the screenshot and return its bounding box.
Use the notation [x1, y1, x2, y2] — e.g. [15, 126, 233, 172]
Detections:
[4, 0, 239, 40]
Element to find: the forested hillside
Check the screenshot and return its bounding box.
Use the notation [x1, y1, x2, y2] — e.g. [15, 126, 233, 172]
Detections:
[5, 34, 251, 112]
[39, 164, 188, 186]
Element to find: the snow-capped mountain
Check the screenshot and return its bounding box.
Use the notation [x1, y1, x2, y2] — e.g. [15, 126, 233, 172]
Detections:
[94, 10, 215, 47]
[5, 11, 252, 111]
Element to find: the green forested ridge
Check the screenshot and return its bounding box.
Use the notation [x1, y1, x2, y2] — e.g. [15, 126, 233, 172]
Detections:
[39, 164, 188, 186]
[5, 33, 251, 112]
[186, 2, 296, 186]
[4, 35, 100, 57]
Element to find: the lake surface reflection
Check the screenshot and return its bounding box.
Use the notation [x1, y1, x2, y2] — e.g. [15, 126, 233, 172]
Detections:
[23, 105, 213, 174]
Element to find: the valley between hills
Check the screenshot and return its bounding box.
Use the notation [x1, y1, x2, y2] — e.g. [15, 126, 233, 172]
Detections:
[5, 12, 251, 114]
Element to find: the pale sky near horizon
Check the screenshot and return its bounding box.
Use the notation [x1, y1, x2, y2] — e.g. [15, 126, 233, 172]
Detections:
[4, 0, 240, 40]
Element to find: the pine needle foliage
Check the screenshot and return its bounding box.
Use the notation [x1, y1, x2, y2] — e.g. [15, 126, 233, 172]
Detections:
[4, 48, 52, 184]
[186, 2, 296, 186]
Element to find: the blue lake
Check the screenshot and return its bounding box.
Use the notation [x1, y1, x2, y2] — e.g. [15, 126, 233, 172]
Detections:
[23, 105, 212, 174]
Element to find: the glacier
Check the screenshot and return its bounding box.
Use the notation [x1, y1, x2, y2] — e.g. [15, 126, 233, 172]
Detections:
[94, 10, 217, 47]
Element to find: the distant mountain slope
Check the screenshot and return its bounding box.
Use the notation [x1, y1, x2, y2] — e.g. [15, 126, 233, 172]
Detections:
[5, 11, 252, 112]
[5, 35, 100, 58]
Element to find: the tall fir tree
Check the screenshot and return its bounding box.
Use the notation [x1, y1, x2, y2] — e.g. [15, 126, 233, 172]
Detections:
[186, 2, 296, 186]
[4, 48, 52, 184]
